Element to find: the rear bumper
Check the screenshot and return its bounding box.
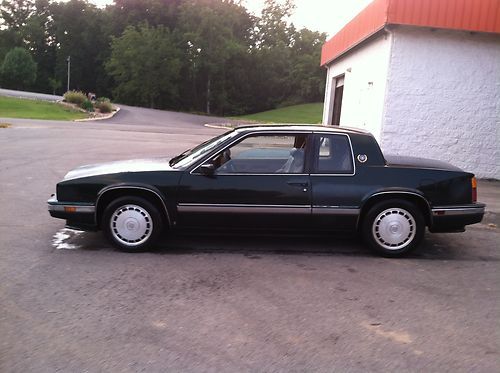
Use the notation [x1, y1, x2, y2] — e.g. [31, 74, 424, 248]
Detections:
[429, 203, 485, 233]
[48, 195, 97, 230]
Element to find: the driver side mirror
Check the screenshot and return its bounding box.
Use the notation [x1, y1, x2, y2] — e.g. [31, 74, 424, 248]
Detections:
[199, 163, 216, 177]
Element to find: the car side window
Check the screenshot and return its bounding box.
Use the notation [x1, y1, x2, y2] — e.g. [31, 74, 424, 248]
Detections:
[315, 135, 354, 174]
[205, 134, 308, 174]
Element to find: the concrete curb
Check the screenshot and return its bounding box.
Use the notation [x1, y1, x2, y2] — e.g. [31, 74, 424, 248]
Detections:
[204, 123, 235, 130]
[74, 106, 121, 122]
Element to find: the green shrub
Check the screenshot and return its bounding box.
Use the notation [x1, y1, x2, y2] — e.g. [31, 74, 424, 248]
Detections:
[64, 90, 87, 105]
[95, 97, 110, 104]
[95, 100, 113, 113]
[80, 99, 94, 112]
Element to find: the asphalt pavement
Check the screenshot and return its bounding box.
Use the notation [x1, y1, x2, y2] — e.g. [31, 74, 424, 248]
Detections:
[0, 103, 499, 372]
[0, 88, 63, 102]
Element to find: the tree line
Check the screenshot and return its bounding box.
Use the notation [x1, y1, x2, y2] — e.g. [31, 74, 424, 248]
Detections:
[0, 0, 326, 115]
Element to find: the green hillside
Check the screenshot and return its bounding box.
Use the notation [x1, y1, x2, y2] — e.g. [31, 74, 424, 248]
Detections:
[233, 103, 323, 124]
[0, 96, 87, 120]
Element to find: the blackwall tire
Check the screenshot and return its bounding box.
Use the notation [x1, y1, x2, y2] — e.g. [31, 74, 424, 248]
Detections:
[103, 196, 163, 252]
[362, 199, 425, 257]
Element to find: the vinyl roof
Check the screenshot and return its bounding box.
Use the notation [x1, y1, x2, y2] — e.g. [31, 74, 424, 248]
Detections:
[321, 0, 500, 66]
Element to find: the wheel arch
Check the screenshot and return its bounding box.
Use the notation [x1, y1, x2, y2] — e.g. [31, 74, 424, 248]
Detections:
[96, 185, 171, 229]
[357, 191, 432, 229]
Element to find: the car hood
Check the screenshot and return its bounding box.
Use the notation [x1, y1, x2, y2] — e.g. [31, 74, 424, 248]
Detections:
[63, 158, 173, 181]
[385, 155, 463, 172]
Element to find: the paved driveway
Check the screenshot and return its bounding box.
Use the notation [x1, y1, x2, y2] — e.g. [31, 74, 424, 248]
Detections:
[0, 107, 499, 371]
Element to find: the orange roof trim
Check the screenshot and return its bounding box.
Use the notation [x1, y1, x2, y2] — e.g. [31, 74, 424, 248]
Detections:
[321, 0, 500, 66]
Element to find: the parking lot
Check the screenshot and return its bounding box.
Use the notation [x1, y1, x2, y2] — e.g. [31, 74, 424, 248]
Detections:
[0, 113, 499, 372]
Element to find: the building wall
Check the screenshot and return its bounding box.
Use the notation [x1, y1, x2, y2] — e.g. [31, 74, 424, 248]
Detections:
[381, 27, 500, 179]
[322, 33, 392, 141]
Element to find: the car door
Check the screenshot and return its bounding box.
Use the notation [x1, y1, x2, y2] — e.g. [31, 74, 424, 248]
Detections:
[310, 132, 359, 231]
[176, 132, 312, 230]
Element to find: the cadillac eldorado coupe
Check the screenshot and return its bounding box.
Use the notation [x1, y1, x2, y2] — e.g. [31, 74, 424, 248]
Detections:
[48, 125, 485, 257]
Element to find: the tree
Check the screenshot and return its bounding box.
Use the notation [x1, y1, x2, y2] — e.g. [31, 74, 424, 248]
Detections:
[106, 24, 181, 108]
[178, 0, 253, 114]
[50, 0, 109, 94]
[0, 0, 35, 32]
[1, 47, 37, 89]
[289, 28, 326, 103]
[48, 77, 61, 95]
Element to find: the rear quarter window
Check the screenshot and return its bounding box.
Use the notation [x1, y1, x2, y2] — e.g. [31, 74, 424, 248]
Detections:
[315, 134, 354, 174]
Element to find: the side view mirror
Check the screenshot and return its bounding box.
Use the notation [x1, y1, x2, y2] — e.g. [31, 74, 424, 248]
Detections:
[199, 163, 215, 176]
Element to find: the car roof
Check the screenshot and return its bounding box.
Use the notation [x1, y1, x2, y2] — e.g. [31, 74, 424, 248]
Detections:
[233, 124, 372, 136]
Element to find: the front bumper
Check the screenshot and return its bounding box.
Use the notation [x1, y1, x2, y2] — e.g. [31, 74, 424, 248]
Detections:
[429, 203, 486, 233]
[48, 195, 97, 230]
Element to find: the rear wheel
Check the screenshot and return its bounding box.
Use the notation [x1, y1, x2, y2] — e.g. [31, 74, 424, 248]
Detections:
[103, 196, 163, 252]
[362, 199, 425, 257]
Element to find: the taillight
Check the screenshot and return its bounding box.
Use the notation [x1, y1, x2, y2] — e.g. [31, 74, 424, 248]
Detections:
[471, 177, 477, 203]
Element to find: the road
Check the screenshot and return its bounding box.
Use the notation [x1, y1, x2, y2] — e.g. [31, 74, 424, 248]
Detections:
[0, 105, 499, 372]
[0, 88, 232, 127]
[0, 88, 63, 102]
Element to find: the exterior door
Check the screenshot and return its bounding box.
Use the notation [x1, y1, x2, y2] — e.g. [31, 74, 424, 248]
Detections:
[176, 133, 312, 230]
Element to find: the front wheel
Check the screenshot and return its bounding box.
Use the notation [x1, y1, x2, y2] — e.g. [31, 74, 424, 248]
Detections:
[362, 199, 425, 257]
[103, 196, 163, 252]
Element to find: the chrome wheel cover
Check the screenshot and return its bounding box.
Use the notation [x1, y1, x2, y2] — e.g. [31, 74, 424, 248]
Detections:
[110, 204, 152, 247]
[372, 207, 416, 250]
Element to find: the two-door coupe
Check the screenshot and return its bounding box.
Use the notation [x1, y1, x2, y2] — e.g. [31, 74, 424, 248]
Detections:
[48, 125, 485, 257]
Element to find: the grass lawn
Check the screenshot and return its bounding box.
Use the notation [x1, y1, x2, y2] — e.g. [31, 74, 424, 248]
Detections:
[0, 96, 88, 120]
[232, 102, 323, 124]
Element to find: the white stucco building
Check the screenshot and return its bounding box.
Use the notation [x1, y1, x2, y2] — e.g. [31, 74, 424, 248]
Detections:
[321, 0, 500, 179]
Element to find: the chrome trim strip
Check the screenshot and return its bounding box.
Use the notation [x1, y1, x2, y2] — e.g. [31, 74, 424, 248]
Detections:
[48, 203, 95, 213]
[312, 206, 360, 215]
[96, 186, 171, 226]
[214, 173, 309, 176]
[177, 203, 310, 214]
[368, 191, 431, 211]
[189, 130, 356, 177]
[357, 191, 433, 229]
[432, 206, 485, 216]
[190, 130, 315, 175]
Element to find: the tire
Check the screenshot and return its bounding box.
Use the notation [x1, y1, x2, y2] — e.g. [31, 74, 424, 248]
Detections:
[103, 196, 163, 252]
[361, 199, 425, 257]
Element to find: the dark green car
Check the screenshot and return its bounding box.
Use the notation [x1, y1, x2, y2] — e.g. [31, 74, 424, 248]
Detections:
[48, 125, 485, 257]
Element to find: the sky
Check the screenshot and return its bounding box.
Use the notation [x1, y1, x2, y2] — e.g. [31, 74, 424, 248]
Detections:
[87, 0, 373, 38]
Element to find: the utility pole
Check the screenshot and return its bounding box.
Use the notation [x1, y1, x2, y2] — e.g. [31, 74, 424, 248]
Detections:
[66, 56, 71, 92]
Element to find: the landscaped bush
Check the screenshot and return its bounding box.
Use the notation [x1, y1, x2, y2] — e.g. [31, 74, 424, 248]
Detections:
[95, 99, 113, 113]
[63, 90, 87, 105]
[95, 97, 110, 103]
[80, 99, 94, 112]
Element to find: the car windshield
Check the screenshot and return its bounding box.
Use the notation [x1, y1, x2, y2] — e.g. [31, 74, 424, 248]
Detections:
[169, 129, 238, 168]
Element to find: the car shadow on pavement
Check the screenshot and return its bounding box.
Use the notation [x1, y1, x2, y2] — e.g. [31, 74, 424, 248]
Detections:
[54, 227, 498, 262]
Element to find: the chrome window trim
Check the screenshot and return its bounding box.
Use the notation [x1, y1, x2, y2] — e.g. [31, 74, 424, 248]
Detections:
[96, 186, 171, 226]
[311, 132, 356, 176]
[189, 130, 314, 175]
[207, 173, 309, 177]
[189, 130, 357, 177]
[177, 203, 310, 214]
